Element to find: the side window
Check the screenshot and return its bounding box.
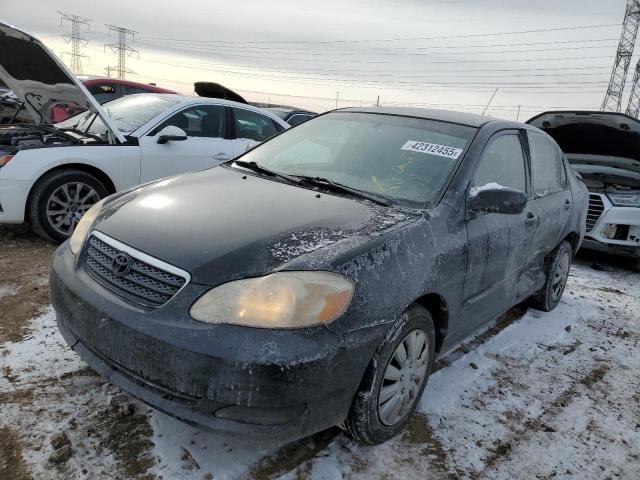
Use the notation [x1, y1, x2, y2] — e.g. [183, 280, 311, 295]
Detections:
[86, 83, 118, 103]
[124, 85, 154, 95]
[473, 133, 527, 192]
[153, 105, 226, 138]
[528, 131, 564, 194]
[233, 108, 278, 141]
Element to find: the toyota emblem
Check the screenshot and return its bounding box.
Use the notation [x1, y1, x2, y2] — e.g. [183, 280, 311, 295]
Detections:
[111, 253, 132, 277]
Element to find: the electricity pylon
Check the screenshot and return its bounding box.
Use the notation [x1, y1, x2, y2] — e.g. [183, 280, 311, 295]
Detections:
[58, 12, 91, 74]
[602, 0, 640, 112]
[105, 25, 138, 79]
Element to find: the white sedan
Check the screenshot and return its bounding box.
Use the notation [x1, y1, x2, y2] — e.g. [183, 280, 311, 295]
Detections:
[0, 21, 288, 241]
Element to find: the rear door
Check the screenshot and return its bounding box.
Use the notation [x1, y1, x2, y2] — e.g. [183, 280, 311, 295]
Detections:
[138, 104, 235, 182]
[230, 107, 283, 157]
[461, 130, 533, 331]
[525, 130, 573, 272]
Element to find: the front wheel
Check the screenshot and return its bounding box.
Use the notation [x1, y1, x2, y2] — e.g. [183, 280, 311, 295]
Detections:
[344, 304, 435, 444]
[529, 241, 572, 312]
[29, 169, 108, 242]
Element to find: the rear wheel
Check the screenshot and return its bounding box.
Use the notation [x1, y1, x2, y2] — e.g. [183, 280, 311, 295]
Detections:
[530, 241, 572, 312]
[632, 257, 640, 273]
[29, 169, 107, 242]
[344, 304, 435, 444]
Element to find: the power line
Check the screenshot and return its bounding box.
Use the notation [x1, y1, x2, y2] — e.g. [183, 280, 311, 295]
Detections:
[134, 40, 617, 64]
[58, 11, 91, 74]
[137, 40, 618, 57]
[135, 22, 620, 45]
[104, 25, 138, 79]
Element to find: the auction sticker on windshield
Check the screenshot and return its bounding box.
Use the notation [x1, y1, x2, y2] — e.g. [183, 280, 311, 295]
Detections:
[401, 141, 463, 159]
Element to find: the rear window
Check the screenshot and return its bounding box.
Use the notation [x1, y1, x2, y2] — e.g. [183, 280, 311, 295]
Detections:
[528, 131, 565, 194]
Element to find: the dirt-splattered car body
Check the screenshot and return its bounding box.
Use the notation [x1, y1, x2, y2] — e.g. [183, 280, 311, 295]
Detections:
[50, 108, 587, 442]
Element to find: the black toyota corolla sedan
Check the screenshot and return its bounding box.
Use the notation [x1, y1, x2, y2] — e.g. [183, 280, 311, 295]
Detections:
[50, 108, 587, 444]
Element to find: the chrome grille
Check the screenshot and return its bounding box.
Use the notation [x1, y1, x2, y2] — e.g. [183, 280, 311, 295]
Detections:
[84, 233, 188, 307]
[586, 194, 605, 232]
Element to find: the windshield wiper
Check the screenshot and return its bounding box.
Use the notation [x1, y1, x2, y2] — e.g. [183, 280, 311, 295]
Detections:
[296, 176, 391, 206]
[233, 160, 303, 185]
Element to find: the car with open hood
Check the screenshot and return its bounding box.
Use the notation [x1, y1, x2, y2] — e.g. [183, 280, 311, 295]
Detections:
[50, 106, 586, 444]
[0, 21, 288, 241]
[528, 111, 640, 270]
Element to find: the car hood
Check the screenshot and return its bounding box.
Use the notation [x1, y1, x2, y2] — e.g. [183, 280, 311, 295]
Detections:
[527, 111, 640, 163]
[94, 167, 420, 285]
[0, 21, 125, 142]
[527, 111, 640, 189]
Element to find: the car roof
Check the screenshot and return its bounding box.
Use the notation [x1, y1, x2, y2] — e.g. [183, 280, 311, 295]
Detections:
[123, 93, 290, 127]
[338, 106, 503, 128]
[79, 76, 178, 93]
[267, 107, 315, 114]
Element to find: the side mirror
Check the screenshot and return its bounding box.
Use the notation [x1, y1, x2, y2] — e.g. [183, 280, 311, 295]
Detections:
[468, 185, 528, 215]
[157, 125, 187, 144]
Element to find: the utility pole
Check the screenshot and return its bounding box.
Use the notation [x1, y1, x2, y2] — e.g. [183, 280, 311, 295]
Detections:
[482, 88, 499, 116]
[335, 92, 340, 109]
[58, 12, 91, 74]
[516, 105, 521, 122]
[104, 25, 138, 79]
[376, 95, 380, 107]
[602, 0, 640, 112]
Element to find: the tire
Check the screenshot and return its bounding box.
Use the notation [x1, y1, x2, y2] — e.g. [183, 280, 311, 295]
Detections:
[344, 304, 436, 444]
[529, 241, 572, 312]
[28, 169, 108, 242]
[632, 257, 640, 273]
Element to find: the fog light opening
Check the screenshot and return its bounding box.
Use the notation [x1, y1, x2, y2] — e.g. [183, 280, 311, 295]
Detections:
[601, 224, 618, 239]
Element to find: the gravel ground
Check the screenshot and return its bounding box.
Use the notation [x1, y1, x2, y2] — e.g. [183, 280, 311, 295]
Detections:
[0, 225, 638, 479]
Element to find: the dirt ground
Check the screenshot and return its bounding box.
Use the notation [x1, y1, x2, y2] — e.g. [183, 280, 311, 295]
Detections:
[0, 224, 638, 479]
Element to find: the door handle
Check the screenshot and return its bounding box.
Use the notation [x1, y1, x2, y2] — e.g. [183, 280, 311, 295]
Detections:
[212, 153, 232, 161]
[564, 199, 571, 210]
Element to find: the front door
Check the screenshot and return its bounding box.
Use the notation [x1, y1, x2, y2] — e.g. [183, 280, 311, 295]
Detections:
[461, 130, 533, 331]
[138, 104, 235, 182]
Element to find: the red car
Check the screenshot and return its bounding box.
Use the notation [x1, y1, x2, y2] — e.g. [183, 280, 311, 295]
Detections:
[52, 77, 178, 122]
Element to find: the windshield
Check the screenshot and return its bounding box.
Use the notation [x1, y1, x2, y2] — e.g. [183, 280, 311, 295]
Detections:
[55, 95, 179, 136]
[238, 112, 476, 207]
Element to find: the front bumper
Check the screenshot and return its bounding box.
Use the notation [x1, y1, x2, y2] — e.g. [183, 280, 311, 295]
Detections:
[50, 243, 382, 442]
[587, 194, 640, 248]
[0, 178, 29, 223]
[581, 238, 640, 258]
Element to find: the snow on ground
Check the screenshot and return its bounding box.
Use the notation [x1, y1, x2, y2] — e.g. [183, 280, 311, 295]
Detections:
[1, 260, 639, 479]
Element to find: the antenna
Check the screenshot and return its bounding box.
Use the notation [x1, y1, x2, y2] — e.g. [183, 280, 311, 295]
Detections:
[602, 0, 640, 112]
[104, 25, 139, 79]
[482, 88, 499, 115]
[58, 12, 91, 74]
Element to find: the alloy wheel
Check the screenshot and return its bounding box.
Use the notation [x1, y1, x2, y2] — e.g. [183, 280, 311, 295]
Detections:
[46, 182, 100, 236]
[378, 329, 429, 426]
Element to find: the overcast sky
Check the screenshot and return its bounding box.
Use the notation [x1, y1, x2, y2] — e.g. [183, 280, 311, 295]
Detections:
[2, 0, 631, 117]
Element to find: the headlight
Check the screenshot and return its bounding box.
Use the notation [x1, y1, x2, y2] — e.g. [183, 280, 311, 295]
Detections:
[69, 199, 105, 254]
[190, 271, 354, 328]
[607, 192, 640, 207]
